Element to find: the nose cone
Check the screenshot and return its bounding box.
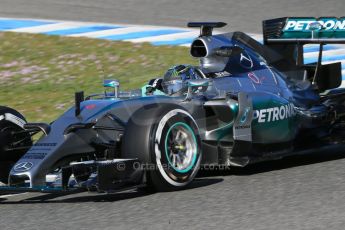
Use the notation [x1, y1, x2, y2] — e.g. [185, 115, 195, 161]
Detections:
[8, 109, 96, 187]
[9, 130, 95, 187]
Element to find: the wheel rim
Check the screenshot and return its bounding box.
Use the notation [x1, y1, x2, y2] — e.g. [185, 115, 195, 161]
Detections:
[164, 122, 198, 173]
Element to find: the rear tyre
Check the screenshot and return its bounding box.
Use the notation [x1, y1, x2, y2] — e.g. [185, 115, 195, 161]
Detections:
[122, 104, 202, 192]
[0, 106, 31, 184]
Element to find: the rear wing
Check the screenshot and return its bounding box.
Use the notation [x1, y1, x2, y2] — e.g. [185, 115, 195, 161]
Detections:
[263, 17, 345, 44]
[262, 17, 344, 91]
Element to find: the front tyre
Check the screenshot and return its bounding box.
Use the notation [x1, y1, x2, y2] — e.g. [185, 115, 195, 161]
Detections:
[122, 105, 202, 192]
[0, 106, 31, 184]
[150, 109, 202, 191]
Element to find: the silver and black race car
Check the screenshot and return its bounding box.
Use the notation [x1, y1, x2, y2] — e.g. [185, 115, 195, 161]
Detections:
[1, 17, 345, 193]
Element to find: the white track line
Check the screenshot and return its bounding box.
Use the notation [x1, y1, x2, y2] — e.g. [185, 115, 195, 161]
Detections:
[340, 81, 345, 88]
[304, 48, 345, 59]
[127, 31, 199, 43]
[0, 192, 28, 198]
[8, 22, 89, 33]
[320, 60, 345, 65]
[248, 33, 263, 41]
[68, 26, 166, 38]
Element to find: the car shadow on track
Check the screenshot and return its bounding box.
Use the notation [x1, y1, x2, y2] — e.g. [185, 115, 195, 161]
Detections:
[198, 150, 345, 177]
[0, 178, 223, 204]
[2, 150, 343, 203]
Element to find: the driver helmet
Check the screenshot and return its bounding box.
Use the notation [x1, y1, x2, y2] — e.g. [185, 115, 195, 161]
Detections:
[162, 65, 201, 95]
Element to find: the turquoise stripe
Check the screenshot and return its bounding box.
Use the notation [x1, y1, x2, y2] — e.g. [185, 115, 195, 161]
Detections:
[0, 19, 54, 30]
[100, 29, 186, 40]
[152, 38, 194, 46]
[44, 25, 122, 35]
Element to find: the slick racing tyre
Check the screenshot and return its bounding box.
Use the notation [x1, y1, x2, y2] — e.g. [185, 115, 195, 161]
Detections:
[0, 106, 32, 183]
[122, 104, 202, 192]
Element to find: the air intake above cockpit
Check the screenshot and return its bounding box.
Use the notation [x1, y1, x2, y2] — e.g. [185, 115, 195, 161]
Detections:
[187, 22, 227, 36]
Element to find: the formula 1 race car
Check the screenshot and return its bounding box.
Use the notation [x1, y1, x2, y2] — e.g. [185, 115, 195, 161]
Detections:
[1, 17, 345, 193]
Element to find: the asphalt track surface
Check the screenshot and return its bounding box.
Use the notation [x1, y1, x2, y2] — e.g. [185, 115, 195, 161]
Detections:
[0, 0, 344, 33]
[1, 1, 345, 229]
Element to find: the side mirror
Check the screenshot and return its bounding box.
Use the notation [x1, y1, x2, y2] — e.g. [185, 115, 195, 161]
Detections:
[215, 46, 243, 57]
[184, 79, 211, 101]
[103, 79, 120, 98]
